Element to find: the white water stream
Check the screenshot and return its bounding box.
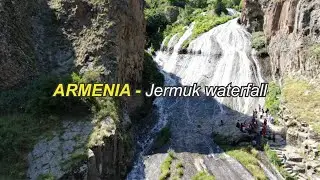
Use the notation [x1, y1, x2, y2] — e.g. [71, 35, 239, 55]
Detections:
[127, 17, 267, 179]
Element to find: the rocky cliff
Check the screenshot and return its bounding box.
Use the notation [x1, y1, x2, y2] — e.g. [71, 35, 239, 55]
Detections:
[0, 0, 146, 179]
[0, 0, 38, 89]
[242, 0, 320, 178]
[0, 0, 146, 108]
[242, 0, 320, 79]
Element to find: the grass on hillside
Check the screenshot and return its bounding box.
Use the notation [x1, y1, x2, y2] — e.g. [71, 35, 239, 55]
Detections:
[264, 144, 296, 180]
[0, 114, 63, 178]
[160, 150, 185, 180]
[182, 14, 234, 49]
[160, 150, 176, 180]
[265, 81, 281, 117]
[163, 24, 186, 47]
[192, 171, 215, 180]
[282, 78, 320, 133]
[223, 146, 267, 180]
[175, 161, 184, 179]
[145, 0, 241, 50]
[0, 72, 118, 178]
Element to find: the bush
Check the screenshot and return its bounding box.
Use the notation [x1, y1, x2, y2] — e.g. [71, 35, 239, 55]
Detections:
[0, 75, 87, 116]
[210, 0, 228, 16]
[160, 152, 174, 180]
[264, 144, 295, 179]
[163, 24, 186, 47]
[164, 6, 180, 23]
[264, 144, 282, 167]
[143, 52, 165, 91]
[176, 161, 184, 178]
[252, 32, 266, 49]
[252, 31, 268, 57]
[265, 82, 281, 116]
[182, 14, 233, 48]
[37, 173, 55, 180]
[188, 0, 208, 8]
[309, 44, 320, 59]
[145, 8, 169, 49]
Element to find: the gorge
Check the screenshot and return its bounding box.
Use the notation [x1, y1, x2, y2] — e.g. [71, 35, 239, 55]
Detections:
[0, 0, 320, 180]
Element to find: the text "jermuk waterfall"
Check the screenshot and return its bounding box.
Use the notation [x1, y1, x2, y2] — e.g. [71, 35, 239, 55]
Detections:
[145, 83, 268, 97]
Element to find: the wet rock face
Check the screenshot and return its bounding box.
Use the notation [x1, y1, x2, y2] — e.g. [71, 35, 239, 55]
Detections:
[242, 0, 320, 79]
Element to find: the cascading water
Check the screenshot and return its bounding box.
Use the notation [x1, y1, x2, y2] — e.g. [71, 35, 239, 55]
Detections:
[126, 71, 178, 180]
[127, 17, 268, 180]
[155, 18, 265, 114]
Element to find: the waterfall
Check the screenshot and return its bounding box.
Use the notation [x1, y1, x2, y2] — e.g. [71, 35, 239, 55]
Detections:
[127, 17, 266, 179]
[156, 18, 265, 114]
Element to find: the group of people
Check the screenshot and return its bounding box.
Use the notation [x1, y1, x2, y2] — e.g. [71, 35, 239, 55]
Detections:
[236, 104, 275, 137]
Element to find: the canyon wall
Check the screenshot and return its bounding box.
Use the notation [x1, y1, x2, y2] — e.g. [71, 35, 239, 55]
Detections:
[242, 0, 320, 178]
[242, 0, 320, 79]
[0, 0, 146, 179]
[0, 0, 146, 109]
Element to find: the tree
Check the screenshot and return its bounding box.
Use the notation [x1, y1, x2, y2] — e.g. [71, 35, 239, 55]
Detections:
[211, 0, 227, 16]
[188, 0, 208, 8]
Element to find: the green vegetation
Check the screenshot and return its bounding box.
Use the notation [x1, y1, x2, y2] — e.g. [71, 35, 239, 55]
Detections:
[0, 71, 119, 178]
[145, 0, 242, 50]
[282, 78, 320, 133]
[0, 114, 59, 178]
[143, 52, 165, 92]
[224, 146, 267, 180]
[163, 24, 186, 47]
[159, 150, 184, 180]
[61, 150, 88, 171]
[265, 81, 281, 117]
[160, 150, 176, 180]
[308, 43, 320, 61]
[264, 144, 281, 167]
[176, 161, 184, 178]
[192, 171, 215, 180]
[0, 75, 87, 116]
[131, 52, 165, 121]
[264, 144, 296, 180]
[37, 173, 55, 180]
[154, 126, 172, 149]
[0, 74, 91, 178]
[182, 14, 233, 48]
[251, 31, 268, 57]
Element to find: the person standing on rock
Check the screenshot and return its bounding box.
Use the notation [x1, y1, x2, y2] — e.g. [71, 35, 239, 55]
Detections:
[262, 124, 267, 136]
[272, 133, 276, 142]
[236, 120, 240, 128]
[220, 120, 224, 126]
